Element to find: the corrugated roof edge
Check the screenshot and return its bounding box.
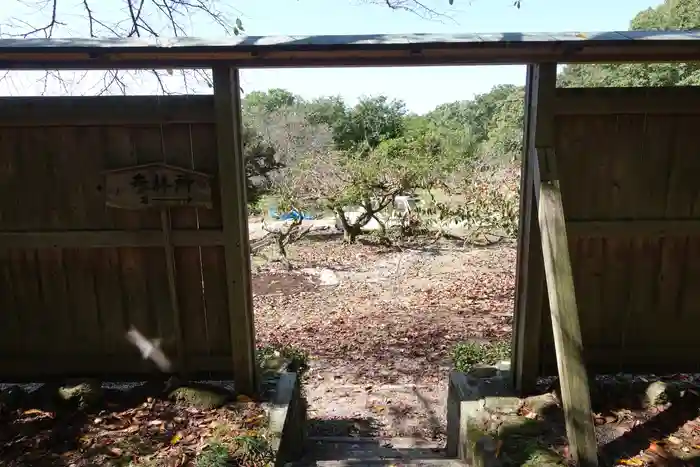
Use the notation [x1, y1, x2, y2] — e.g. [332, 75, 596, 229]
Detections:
[1, 30, 699, 50]
[0, 30, 698, 69]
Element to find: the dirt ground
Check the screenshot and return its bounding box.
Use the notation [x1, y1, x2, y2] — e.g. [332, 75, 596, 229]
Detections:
[252, 234, 516, 441]
[252, 236, 700, 467]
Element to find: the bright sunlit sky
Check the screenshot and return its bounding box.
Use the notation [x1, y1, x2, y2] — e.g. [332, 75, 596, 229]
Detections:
[0, 0, 661, 113]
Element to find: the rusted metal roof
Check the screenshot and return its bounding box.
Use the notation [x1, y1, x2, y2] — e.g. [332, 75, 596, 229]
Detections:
[0, 31, 698, 69]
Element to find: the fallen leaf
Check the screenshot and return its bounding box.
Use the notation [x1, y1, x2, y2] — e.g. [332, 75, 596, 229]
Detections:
[495, 439, 503, 458]
[107, 447, 123, 457]
[617, 457, 644, 466]
[171, 433, 183, 445]
[647, 441, 670, 459]
[22, 409, 52, 417]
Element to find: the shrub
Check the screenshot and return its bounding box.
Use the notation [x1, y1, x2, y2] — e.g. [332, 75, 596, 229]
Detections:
[452, 340, 511, 373]
[256, 344, 310, 376]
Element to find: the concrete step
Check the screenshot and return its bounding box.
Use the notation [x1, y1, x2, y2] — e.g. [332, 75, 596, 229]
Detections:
[288, 436, 465, 467]
[296, 459, 465, 466]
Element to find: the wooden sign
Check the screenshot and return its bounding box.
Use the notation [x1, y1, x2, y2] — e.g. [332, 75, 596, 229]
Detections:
[104, 163, 213, 209]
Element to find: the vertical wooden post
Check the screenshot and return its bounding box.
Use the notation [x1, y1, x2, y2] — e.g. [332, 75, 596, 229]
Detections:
[212, 66, 258, 396]
[512, 64, 545, 395]
[529, 63, 598, 467]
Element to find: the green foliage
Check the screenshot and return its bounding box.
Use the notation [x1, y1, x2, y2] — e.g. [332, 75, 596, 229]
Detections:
[305, 95, 347, 127]
[478, 87, 525, 164]
[195, 436, 274, 467]
[195, 442, 232, 467]
[241, 0, 698, 245]
[257, 344, 310, 375]
[452, 340, 511, 373]
[243, 126, 284, 206]
[328, 95, 407, 152]
[426, 84, 520, 145]
[559, 0, 700, 89]
[231, 434, 274, 466]
[244, 88, 300, 113]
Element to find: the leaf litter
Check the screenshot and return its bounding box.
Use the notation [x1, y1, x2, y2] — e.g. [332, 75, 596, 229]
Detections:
[254, 237, 700, 465]
[0, 381, 274, 466]
[253, 237, 517, 440]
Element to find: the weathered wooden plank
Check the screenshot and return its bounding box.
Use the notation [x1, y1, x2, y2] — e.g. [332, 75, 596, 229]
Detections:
[107, 126, 155, 352]
[190, 123, 232, 362]
[93, 247, 129, 356]
[0, 95, 215, 126]
[511, 63, 544, 395]
[0, 354, 237, 382]
[162, 123, 205, 374]
[539, 344, 700, 375]
[0, 250, 21, 355]
[64, 248, 104, 357]
[537, 182, 599, 467]
[555, 86, 700, 116]
[0, 129, 17, 231]
[0, 230, 224, 248]
[213, 66, 257, 395]
[13, 249, 50, 355]
[160, 209, 186, 373]
[532, 63, 598, 467]
[571, 238, 603, 361]
[131, 124, 187, 374]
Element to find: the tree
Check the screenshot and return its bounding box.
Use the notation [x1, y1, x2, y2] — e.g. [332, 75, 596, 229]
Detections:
[478, 86, 525, 165]
[0, 0, 481, 95]
[242, 126, 284, 208]
[305, 96, 347, 129]
[294, 117, 451, 243]
[559, 0, 700, 88]
[327, 96, 408, 152]
[426, 84, 520, 146]
[244, 89, 301, 114]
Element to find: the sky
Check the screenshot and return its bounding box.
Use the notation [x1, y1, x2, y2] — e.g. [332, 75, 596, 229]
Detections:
[0, 0, 662, 113]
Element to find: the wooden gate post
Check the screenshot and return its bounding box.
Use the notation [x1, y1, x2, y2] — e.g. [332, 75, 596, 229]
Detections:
[512, 64, 545, 395]
[527, 63, 598, 467]
[212, 66, 258, 396]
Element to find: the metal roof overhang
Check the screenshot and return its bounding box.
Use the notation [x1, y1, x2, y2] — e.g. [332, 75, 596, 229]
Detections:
[0, 31, 699, 69]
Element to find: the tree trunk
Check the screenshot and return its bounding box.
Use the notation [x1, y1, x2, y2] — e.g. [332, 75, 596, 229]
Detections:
[343, 227, 360, 243]
[275, 235, 288, 260]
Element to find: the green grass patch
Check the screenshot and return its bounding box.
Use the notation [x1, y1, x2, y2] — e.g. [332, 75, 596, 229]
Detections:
[451, 340, 511, 373]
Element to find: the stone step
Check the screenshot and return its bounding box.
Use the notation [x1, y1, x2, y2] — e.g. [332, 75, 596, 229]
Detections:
[295, 459, 466, 466]
[288, 436, 464, 466]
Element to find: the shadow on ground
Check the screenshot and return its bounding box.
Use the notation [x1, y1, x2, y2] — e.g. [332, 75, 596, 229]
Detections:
[495, 379, 700, 466]
[305, 416, 446, 463]
[0, 381, 168, 466]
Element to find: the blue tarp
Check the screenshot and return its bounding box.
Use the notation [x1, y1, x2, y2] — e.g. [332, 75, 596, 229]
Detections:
[268, 207, 315, 221]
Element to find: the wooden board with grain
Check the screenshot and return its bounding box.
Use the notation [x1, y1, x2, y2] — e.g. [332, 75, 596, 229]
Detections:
[0, 96, 245, 382]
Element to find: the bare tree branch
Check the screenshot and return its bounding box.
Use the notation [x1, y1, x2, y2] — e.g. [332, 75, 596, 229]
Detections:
[0, 0, 240, 95]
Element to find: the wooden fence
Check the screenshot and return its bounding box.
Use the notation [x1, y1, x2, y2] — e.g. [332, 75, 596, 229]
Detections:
[0, 69, 257, 393]
[513, 80, 700, 392]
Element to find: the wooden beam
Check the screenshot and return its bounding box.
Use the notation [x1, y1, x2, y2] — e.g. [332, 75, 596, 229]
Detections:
[555, 86, 700, 116]
[0, 95, 215, 126]
[212, 66, 258, 396]
[5, 37, 700, 70]
[511, 64, 545, 395]
[0, 229, 223, 248]
[532, 63, 599, 467]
